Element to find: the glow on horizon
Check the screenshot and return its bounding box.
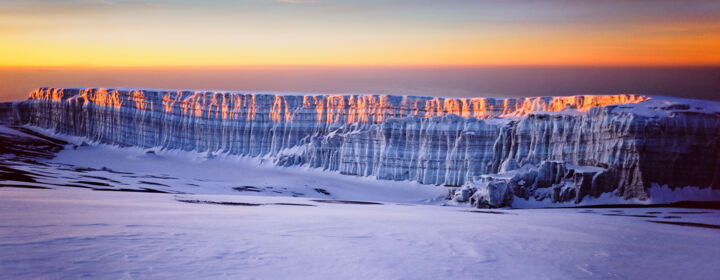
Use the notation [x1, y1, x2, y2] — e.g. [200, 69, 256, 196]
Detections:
[1, 0, 719, 67]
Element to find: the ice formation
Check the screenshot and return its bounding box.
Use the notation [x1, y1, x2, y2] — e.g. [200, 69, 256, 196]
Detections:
[2, 87, 720, 206]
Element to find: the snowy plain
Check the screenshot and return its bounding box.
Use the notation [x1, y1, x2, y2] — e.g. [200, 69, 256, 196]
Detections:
[1, 187, 720, 280]
[51, 139, 449, 203]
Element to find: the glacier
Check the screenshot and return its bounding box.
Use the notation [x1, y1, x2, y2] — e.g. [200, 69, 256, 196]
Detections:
[2, 87, 720, 207]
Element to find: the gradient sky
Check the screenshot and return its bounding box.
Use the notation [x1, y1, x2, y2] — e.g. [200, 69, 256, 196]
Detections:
[1, 0, 719, 67]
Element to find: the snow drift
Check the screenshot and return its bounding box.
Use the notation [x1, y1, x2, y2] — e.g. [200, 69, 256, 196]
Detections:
[2, 87, 720, 207]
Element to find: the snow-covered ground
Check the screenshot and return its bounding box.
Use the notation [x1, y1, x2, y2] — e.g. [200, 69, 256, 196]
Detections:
[1, 187, 719, 280]
[2, 124, 720, 279]
[0, 123, 447, 203]
[48, 142, 447, 203]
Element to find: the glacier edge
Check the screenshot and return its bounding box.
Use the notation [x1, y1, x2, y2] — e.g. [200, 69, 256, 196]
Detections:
[2, 87, 719, 207]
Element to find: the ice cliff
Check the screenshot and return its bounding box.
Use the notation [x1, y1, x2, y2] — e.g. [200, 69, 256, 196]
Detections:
[2, 87, 720, 206]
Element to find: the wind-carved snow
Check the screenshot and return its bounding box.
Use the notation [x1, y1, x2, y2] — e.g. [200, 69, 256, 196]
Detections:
[2, 187, 720, 279]
[5, 87, 720, 206]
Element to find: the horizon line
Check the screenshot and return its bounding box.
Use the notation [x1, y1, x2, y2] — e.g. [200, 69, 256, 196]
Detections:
[3, 63, 720, 70]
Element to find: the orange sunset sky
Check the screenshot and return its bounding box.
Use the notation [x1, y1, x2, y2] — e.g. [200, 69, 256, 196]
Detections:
[1, 0, 719, 67]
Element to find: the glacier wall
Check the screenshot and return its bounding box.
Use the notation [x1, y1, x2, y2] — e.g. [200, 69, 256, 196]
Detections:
[4, 87, 720, 203]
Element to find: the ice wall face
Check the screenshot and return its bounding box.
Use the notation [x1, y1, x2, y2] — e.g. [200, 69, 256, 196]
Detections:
[7, 87, 720, 204]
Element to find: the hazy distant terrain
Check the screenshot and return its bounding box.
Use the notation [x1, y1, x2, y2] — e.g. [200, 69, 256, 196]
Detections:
[1, 66, 719, 102]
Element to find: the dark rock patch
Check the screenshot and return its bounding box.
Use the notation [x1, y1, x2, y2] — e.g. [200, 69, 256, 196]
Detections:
[61, 184, 93, 189]
[233, 186, 261, 192]
[463, 210, 510, 215]
[0, 166, 39, 183]
[602, 214, 658, 218]
[647, 220, 720, 230]
[139, 175, 177, 180]
[100, 167, 133, 174]
[138, 181, 171, 187]
[556, 201, 720, 210]
[82, 175, 123, 184]
[92, 188, 169, 194]
[311, 199, 383, 205]
[73, 180, 111, 187]
[313, 188, 331, 195]
[626, 214, 658, 218]
[73, 167, 97, 173]
[177, 199, 262, 206]
[268, 203, 317, 207]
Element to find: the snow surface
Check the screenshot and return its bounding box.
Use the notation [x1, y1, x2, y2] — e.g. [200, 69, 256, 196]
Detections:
[1, 187, 719, 280]
[44, 141, 447, 203]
